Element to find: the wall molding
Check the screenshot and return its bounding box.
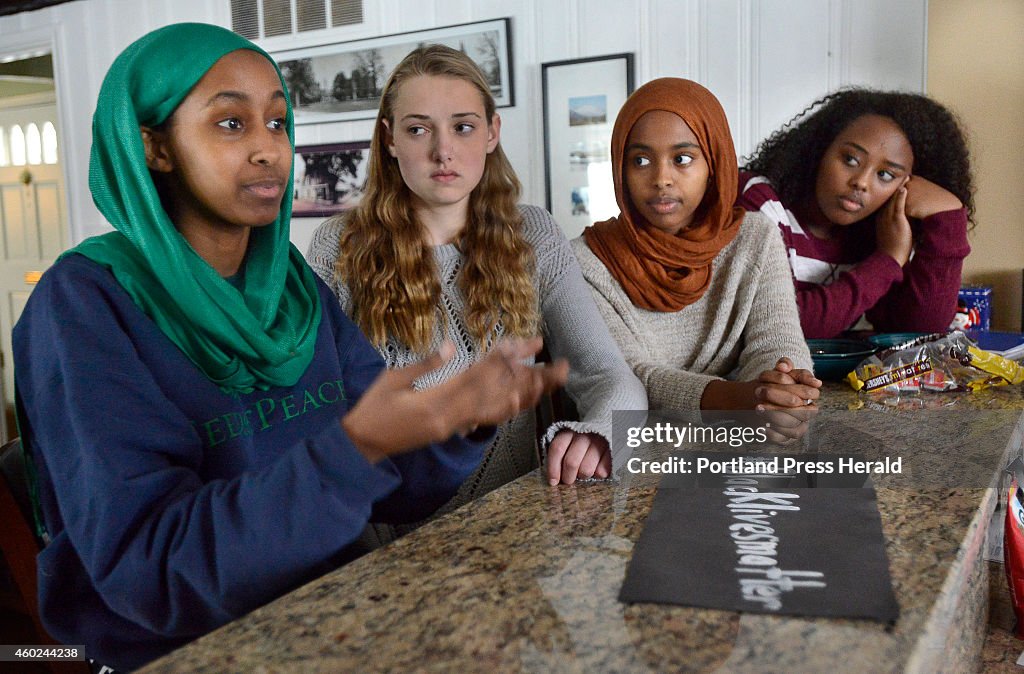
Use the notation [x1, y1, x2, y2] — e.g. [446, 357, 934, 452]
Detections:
[740, 0, 758, 158]
[690, 0, 706, 83]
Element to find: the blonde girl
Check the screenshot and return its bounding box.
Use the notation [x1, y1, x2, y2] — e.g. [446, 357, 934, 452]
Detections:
[308, 45, 645, 511]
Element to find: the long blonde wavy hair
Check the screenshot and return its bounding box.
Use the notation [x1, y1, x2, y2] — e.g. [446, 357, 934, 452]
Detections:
[334, 44, 538, 353]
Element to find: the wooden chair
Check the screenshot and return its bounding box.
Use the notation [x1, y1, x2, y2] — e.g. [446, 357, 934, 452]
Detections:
[0, 438, 88, 674]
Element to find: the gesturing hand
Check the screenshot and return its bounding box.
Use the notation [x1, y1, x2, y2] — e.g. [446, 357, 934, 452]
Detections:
[446, 337, 569, 433]
[342, 337, 569, 464]
[342, 341, 462, 463]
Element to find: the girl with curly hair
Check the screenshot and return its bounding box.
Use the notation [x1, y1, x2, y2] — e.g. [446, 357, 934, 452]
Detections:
[306, 45, 645, 517]
[572, 78, 819, 430]
[739, 88, 974, 338]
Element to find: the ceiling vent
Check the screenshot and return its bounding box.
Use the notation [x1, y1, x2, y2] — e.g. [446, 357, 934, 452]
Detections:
[231, 0, 363, 40]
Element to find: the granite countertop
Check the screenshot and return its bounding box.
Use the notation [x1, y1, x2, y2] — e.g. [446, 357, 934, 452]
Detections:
[143, 383, 1024, 673]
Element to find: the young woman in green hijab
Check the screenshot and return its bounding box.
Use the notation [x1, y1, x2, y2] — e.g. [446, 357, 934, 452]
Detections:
[12, 23, 566, 671]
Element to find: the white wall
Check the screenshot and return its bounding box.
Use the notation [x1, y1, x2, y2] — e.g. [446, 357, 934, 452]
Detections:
[0, 0, 927, 245]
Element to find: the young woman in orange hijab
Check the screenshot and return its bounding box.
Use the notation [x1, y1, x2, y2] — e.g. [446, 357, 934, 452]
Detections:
[571, 78, 820, 436]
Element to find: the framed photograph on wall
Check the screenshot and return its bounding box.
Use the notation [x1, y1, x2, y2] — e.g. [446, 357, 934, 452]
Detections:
[541, 53, 634, 237]
[275, 18, 513, 125]
[292, 141, 371, 218]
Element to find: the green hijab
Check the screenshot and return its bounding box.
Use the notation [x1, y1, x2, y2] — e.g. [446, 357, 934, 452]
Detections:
[72, 22, 321, 394]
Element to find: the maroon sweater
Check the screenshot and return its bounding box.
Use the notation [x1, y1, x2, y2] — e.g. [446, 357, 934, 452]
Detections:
[736, 172, 970, 339]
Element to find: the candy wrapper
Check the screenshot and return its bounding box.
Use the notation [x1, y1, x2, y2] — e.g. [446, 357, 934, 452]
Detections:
[1005, 458, 1024, 638]
[846, 331, 1024, 396]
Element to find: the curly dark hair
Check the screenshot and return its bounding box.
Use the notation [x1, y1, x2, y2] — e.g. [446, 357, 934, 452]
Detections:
[742, 88, 975, 225]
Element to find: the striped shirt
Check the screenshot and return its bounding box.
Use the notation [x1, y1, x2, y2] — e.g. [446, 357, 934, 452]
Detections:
[737, 171, 970, 338]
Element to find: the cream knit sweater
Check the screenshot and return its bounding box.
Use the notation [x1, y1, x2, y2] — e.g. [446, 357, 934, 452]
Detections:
[571, 211, 813, 410]
[307, 204, 647, 514]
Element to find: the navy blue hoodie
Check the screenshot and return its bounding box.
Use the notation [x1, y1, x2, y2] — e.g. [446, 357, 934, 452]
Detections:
[13, 254, 490, 670]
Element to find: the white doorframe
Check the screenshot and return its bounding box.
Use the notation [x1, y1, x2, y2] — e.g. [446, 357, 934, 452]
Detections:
[1, 22, 73, 248]
[0, 23, 73, 442]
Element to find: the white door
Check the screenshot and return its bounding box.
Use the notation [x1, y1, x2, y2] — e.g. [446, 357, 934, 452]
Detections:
[0, 101, 66, 440]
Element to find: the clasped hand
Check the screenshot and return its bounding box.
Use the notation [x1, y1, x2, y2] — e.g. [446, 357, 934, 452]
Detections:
[753, 357, 822, 444]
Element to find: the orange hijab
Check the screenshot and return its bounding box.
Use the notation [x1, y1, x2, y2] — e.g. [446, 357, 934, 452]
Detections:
[583, 78, 744, 312]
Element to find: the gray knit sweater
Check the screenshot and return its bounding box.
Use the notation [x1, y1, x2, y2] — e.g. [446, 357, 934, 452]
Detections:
[570, 211, 813, 410]
[307, 204, 647, 511]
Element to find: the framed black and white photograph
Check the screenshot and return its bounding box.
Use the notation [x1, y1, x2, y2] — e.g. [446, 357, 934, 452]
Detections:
[275, 18, 513, 125]
[542, 53, 634, 237]
[292, 141, 371, 218]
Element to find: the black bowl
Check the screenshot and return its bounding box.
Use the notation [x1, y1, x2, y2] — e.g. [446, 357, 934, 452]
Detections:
[868, 332, 928, 350]
[806, 338, 878, 381]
